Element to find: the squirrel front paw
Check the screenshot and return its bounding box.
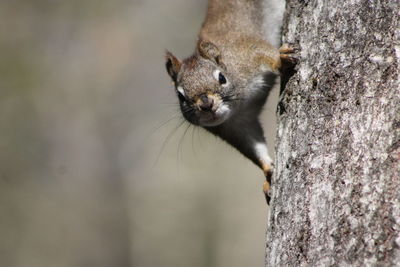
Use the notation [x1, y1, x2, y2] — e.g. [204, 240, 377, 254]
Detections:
[263, 180, 271, 205]
[263, 165, 274, 205]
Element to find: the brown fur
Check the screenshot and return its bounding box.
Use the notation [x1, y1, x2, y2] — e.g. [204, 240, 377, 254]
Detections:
[165, 0, 294, 204]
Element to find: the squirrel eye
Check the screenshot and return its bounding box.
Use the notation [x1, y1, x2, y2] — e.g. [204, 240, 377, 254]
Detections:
[213, 69, 228, 86]
[218, 72, 227, 85]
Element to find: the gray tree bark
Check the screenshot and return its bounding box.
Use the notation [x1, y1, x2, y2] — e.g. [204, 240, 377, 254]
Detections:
[266, 0, 400, 266]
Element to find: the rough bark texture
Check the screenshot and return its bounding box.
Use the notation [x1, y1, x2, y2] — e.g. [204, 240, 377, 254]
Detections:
[266, 0, 400, 266]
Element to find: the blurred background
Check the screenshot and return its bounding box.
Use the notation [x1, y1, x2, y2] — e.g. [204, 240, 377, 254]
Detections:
[0, 1, 281, 266]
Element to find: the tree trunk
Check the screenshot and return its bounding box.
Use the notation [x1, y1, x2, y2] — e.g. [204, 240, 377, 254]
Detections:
[266, 0, 400, 266]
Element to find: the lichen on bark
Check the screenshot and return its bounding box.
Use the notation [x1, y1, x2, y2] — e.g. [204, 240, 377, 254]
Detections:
[266, 0, 400, 266]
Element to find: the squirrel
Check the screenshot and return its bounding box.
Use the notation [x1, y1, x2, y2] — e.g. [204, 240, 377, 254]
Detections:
[165, 0, 295, 204]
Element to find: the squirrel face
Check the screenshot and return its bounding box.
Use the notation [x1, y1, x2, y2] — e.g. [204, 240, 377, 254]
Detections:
[166, 40, 239, 127]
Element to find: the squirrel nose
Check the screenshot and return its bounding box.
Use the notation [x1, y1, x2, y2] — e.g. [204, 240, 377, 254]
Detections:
[198, 94, 214, 111]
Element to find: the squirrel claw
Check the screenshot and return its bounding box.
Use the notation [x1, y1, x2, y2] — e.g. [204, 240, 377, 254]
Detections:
[263, 180, 271, 205]
[279, 43, 298, 54]
[263, 166, 273, 205]
[279, 43, 299, 71]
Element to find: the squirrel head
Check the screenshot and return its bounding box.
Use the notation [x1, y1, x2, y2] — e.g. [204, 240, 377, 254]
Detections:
[165, 40, 238, 127]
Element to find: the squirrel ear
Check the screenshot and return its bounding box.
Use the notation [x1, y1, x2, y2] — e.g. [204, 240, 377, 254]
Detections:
[197, 39, 225, 68]
[197, 39, 220, 60]
[165, 51, 181, 83]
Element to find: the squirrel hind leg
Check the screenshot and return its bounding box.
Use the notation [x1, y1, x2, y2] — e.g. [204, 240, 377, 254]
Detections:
[279, 43, 299, 94]
[279, 43, 299, 70]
